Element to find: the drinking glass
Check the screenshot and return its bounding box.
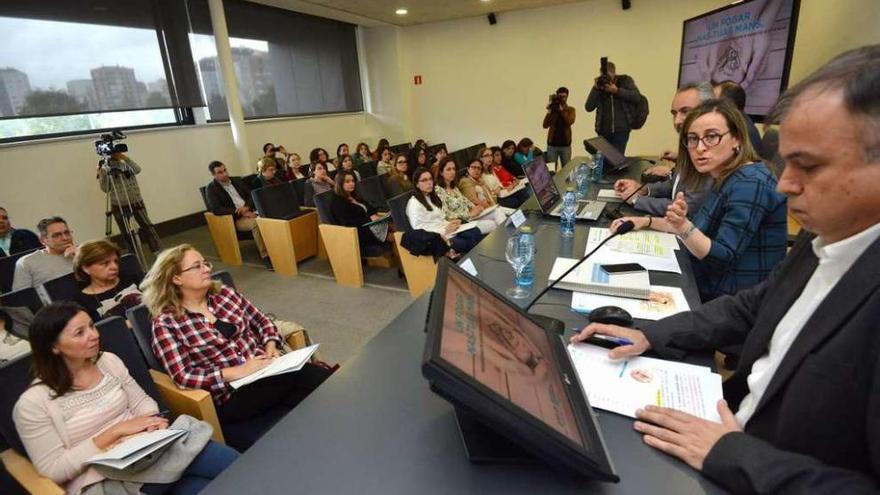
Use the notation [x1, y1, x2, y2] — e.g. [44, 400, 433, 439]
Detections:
[505, 237, 532, 299]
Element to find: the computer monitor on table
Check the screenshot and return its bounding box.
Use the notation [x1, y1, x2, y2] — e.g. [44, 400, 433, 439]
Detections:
[583, 136, 631, 172]
[422, 259, 619, 482]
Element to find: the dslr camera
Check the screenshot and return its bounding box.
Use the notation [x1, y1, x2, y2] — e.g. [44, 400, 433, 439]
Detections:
[597, 56, 612, 88]
[547, 92, 562, 110]
[94, 130, 128, 156]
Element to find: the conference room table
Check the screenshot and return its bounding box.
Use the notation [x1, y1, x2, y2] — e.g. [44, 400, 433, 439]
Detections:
[206, 156, 727, 494]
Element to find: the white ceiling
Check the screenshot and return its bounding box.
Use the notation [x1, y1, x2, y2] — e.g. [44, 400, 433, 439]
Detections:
[250, 0, 591, 26]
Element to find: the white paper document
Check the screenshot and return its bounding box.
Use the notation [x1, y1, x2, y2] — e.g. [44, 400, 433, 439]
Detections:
[597, 189, 623, 202]
[498, 181, 527, 198]
[459, 258, 478, 276]
[571, 285, 690, 320]
[88, 429, 188, 470]
[585, 228, 682, 273]
[567, 343, 724, 422]
[230, 344, 321, 389]
[548, 258, 650, 299]
[448, 222, 480, 238]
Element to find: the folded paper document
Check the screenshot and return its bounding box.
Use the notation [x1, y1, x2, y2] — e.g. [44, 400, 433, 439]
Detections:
[88, 429, 188, 470]
[230, 344, 320, 389]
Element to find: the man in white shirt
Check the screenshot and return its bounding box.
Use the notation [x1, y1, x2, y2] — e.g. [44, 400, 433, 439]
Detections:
[11, 217, 77, 291]
[572, 45, 880, 493]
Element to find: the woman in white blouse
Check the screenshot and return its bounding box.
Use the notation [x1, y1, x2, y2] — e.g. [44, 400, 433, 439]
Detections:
[406, 167, 484, 258]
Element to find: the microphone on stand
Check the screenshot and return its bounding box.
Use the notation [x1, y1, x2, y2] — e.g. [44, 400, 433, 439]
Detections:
[524, 220, 635, 313]
[604, 172, 668, 220]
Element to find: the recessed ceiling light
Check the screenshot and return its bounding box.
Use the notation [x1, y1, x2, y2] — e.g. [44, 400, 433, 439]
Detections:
[480, 0, 491, 3]
[395, 8, 408, 15]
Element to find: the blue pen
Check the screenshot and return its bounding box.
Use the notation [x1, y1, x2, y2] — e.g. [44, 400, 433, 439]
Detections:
[589, 333, 634, 346]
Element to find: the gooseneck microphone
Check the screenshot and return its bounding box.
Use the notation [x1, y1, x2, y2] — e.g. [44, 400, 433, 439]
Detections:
[524, 220, 635, 312]
[605, 173, 668, 220]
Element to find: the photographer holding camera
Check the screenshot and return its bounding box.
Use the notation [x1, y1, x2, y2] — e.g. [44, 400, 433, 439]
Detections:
[542, 87, 576, 169]
[98, 148, 161, 254]
[585, 59, 643, 154]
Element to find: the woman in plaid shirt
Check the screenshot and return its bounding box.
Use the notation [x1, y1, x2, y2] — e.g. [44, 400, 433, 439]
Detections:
[141, 245, 333, 450]
[612, 99, 787, 301]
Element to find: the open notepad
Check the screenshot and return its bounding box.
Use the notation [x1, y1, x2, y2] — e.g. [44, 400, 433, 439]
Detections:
[548, 258, 651, 299]
[230, 344, 321, 390]
[497, 181, 527, 198]
[447, 222, 480, 238]
[88, 429, 188, 470]
[567, 343, 724, 422]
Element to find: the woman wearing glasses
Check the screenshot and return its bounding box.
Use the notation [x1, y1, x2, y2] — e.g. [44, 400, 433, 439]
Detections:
[407, 168, 484, 259]
[478, 146, 530, 209]
[141, 245, 334, 450]
[386, 152, 414, 196]
[611, 99, 787, 301]
[435, 157, 505, 234]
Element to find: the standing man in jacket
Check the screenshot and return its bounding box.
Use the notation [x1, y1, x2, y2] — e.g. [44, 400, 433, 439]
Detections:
[585, 60, 642, 154]
[542, 87, 576, 170]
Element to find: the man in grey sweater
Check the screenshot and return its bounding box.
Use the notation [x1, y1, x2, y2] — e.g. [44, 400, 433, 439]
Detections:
[11, 217, 77, 291]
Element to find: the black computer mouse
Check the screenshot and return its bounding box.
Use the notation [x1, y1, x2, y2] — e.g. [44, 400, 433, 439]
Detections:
[588, 306, 634, 327]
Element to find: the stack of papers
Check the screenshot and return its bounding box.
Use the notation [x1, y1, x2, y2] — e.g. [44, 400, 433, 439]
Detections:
[230, 344, 320, 389]
[597, 189, 623, 202]
[567, 343, 724, 421]
[498, 181, 527, 198]
[548, 258, 651, 299]
[88, 429, 188, 470]
[571, 285, 689, 320]
[585, 228, 682, 274]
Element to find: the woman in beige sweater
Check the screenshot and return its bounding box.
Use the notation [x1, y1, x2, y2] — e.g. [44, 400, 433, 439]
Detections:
[13, 302, 238, 495]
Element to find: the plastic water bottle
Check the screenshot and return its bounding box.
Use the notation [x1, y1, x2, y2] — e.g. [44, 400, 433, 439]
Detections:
[576, 161, 590, 199]
[560, 186, 577, 237]
[592, 151, 605, 182]
[517, 226, 535, 287]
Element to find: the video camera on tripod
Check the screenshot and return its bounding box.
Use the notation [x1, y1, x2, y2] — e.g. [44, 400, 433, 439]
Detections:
[95, 130, 128, 157]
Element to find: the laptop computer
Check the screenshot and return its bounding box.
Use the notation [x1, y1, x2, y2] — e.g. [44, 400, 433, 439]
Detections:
[524, 156, 606, 221]
[583, 136, 649, 173]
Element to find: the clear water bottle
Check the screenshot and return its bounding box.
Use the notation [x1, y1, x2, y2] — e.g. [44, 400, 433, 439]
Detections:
[560, 186, 577, 237]
[517, 226, 535, 287]
[576, 161, 590, 199]
[591, 151, 605, 182]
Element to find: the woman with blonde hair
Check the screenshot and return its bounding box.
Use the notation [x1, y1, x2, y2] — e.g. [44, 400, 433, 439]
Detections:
[141, 244, 333, 450]
[611, 99, 787, 301]
[73, 239, 142, 321]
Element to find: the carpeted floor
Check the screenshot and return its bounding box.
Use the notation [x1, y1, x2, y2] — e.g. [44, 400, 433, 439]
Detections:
[160, 226, 416, 366]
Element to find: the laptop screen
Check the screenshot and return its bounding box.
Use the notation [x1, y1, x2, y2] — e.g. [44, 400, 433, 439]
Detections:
[524, 156, 559, 213]
[585, 137, 626, 168]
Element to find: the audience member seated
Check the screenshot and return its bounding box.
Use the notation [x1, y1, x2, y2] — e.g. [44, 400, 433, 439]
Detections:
[205, 161, 270, 268]
[255, 158, 284, 189]
[309, 147, 334, 173]
[333, 143, 349, 170]
[287, 152, 307, 180]
[141, 245, 334, 449]
[337, 154, 361, 181]
[501, 139, 524, 177]
[257, 142, 286, 172]
[414, 139, 428, 151]
[308, 162, 335, 197]
[408, 147, 429, 177]
[0, 307, 30, 365]
[513, 137, 535, 166]
[373, 138, 390, 159]
[13, 302, 238, 494]
[0, 207, 40, 257]
[330, 171, 390, 251]
[714, 80, 763, 155]
[614, 82, 716, 215]
[481, 146, 530, 208]
[407, 168, 484, 259]
[429, 145, 448, 178]
[435, 158, 505, 234]
[72, 239, 143, 322]
[386, 153, 414, 196]
[573, 46, 880, 493]
[12, 217, 77, 291]
[353, 142, 372, 166]
[612, 99, 787, 301]
[375, 146, 394, 175]
[458, 159, 497, 210]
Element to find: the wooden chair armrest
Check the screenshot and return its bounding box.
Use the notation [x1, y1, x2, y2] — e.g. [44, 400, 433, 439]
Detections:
[1, 449, 64, 495]
[149, 370, 225, 444]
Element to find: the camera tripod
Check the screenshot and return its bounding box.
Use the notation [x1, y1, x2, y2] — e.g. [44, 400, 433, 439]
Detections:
[100, 159, 160, 268]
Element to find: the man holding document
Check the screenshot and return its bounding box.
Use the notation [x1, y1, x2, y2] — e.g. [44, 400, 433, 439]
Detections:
[572, 46, 880, 493]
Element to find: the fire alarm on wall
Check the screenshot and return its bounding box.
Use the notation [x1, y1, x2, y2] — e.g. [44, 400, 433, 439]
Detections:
[414, 75, 423, 85]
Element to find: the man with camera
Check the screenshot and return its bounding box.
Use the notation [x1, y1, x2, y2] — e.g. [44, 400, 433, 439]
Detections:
[98, 150, 161, 253]
[542, 87, 576, 169]
[585, 59, 642, 154]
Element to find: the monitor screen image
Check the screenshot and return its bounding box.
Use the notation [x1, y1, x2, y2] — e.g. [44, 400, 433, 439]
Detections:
[524, 157, 559, 212]
[438, 263, 583, 446]
[677, 0, 801, 119]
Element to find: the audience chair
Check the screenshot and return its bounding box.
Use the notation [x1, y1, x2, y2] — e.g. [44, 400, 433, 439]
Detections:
[200, 185, 243, 266]
[297, 164, 310, 178]
[251, 183, 319, 276]
[355, 175, 391, 212]
[39, 273, 79, 304]
[355, 160, 378, 179]
[119, 253, 145, 281]
[0, 248, 38, 295]
[387, 192, 438, 298]
[211, 270, 236, 290]
[426, 143, 446, 162]
[313, 192, 393, 288]
[291, 178, 307, 206]
[242, 173, 259, 190]
[303, 180, 316, 208]
[389, 142, 412, 154]
[0, 287, 43, 318]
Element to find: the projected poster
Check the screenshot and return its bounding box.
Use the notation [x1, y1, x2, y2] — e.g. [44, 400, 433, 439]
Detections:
[678, 0, 800, 118]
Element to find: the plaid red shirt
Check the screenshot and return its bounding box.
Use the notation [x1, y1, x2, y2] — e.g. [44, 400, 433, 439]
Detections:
[151, 285, 282, 404]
